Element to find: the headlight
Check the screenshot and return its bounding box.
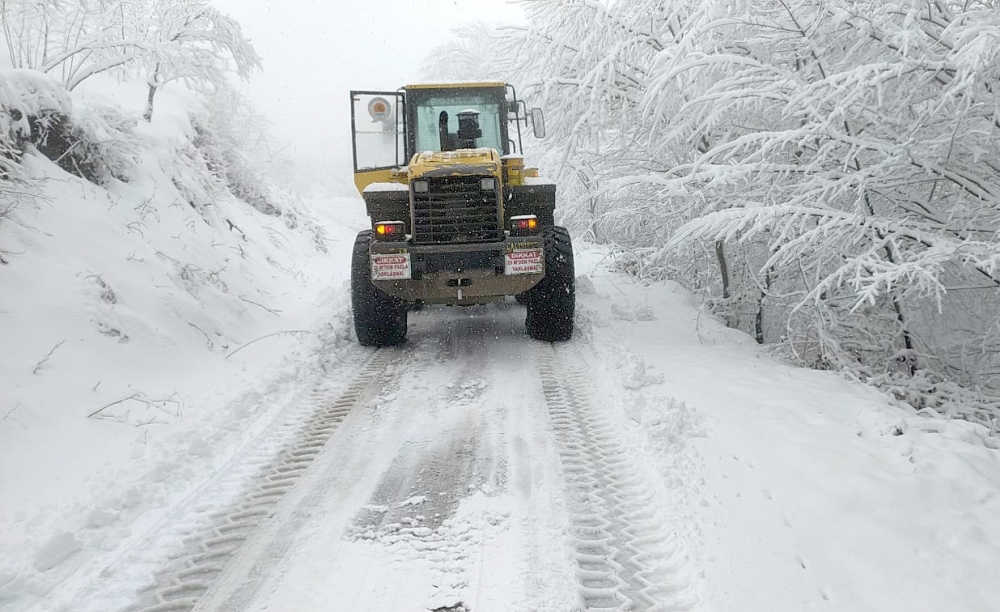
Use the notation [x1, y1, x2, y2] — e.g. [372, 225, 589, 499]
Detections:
[480, 177, 496, 191]
[412, 180, 428, 193]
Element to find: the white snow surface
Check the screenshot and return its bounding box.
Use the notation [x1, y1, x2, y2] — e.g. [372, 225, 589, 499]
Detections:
[3, 182, 1000, 610]
[0, 79, 356, 608]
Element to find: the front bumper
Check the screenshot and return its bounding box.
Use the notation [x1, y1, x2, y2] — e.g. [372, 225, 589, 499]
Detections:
[370, 236, 545, 304]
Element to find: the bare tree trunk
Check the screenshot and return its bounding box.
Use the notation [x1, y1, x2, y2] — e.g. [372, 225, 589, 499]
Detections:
[143, 63, 160, 122]
[715, 240, 730, 299]
[855, 156, 917, 375]
[716, 240, 739, 329]
[755, 266, 773, 345]
[577, 166, 600, 242]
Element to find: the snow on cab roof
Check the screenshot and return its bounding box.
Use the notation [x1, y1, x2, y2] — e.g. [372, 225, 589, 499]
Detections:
[404, 82, 506, 90]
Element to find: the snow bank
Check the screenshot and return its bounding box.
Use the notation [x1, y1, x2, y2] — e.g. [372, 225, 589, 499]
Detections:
[0, 69, 142, 185]
[573, 244, 1000, 612]
[0, 68, 349, 606]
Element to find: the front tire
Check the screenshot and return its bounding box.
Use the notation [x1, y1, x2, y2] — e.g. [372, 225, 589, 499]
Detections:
[525, 227, 575, 342]
[351, 230, 407, 346]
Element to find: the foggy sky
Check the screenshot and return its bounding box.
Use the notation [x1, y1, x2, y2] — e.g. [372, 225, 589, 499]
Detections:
[212, 0, 526, 192]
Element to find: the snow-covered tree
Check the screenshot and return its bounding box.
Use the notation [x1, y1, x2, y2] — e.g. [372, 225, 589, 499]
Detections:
[430, 0, 1000, 422]
[3, 0, 144, 87]
[137, 0, 261, 121]
[651, 0, 1000, 421]
[421, 21, 514, 83]
[0, 0, 260, 120]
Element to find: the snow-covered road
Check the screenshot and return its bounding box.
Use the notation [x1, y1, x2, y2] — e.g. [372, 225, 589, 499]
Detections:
[45, 302, 694, 611]
[6, 232, 1000, 612]
[194, 307, 603, 612]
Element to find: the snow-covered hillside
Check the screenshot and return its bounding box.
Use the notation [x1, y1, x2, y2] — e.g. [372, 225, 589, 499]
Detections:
[0, 66, 351, 606]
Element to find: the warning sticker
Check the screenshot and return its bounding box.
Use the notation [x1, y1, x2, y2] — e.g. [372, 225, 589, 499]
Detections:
[372, 253, 411, 280]
[506, 241, 537, 253]
[505, 248, 543, 275]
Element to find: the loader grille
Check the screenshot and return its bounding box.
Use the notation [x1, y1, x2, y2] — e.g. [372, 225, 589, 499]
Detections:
[412, 176, 502, 244]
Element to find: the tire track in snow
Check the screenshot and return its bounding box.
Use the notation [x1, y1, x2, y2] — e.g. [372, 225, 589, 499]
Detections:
[183, 308, 533, 612]
[279, 306, 544, 612]
[126, 348, 398, 612]
[342, 320, 511, 611]
[537, 342, 693, 611]
[347, 424, 491, 612]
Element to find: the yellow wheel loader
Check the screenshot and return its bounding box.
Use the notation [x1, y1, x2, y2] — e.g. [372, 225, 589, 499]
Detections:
[349, 82, 574, 346]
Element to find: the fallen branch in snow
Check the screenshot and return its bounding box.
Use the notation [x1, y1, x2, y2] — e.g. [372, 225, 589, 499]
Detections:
[135, 417, 169, 427]
[126, 221, 146, 239]
[7, 216, 53, 237]
[32, 341, 66, 374]
[188, 322, 214, 349]
[0, 247, 26, 261]
[226, 330, 308, 360]
[225, 218, 246, 241]
[50, 139, 80, 165]
[87, 392, 183, 425]
[237, 295, 281, 316]
[3, 404, 19, 420]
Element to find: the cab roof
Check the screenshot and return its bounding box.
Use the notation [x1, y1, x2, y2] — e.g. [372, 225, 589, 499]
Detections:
[403, 81, 506, 90]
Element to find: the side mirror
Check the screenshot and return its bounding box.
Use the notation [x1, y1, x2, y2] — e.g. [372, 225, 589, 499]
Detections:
[507, 100, 519, 114]
[531, 108, 545, 139]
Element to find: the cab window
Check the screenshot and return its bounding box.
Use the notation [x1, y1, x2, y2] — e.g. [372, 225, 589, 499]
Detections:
[412, 90, 504, 153]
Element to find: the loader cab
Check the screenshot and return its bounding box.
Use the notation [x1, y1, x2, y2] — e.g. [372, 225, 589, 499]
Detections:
[404, 83, 511, 155]
[350, 82, 532, 194]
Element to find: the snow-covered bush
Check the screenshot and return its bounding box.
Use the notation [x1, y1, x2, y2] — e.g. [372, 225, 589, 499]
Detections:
[0, 71, 27, 181]
[0, 72, 34, 252]
[1, 69, 140, 184]
[0, 69, 67, 154]
[0, 63, 326, 260]
[59, 102, 141, 184]
[191, 86, 278, 216]
[188, 85, 328, 252]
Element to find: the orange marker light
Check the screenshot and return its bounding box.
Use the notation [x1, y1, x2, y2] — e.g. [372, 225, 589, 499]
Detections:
[374, 221, 405, 240]
[510, 215, 539, 235]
